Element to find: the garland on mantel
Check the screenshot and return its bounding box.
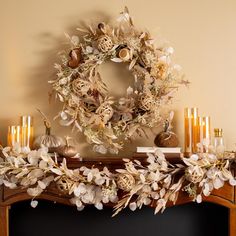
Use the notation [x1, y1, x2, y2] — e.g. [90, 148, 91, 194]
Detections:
[0, 144, 235, 216]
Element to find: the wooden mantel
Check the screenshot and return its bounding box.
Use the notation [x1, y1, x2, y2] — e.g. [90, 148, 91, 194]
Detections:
[0, 154, 236, 236]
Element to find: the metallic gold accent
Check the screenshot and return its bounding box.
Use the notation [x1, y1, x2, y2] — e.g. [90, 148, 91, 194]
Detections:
[214, 128, 223, 137]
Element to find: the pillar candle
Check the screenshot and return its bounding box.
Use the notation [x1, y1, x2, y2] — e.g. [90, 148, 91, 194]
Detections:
[199, 116, 211, 152]
[7, 125, 21, 147]
[184, 108, 193, 155]
[20, 115, 34, 149]
[192, 107, 200, 153]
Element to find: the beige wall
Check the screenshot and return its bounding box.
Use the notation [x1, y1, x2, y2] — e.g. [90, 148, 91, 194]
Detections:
[0, 0, 236, 157]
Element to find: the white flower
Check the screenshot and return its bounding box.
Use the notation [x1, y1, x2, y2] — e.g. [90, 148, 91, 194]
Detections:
[229, 178, 236, 186]
[164, 47, 174, 55]
[129, 202, 137, 211]
[95, 202, 103, 210]
[87, 172, 93, 182]
[207, 168, 217, 179]
[127, 86, 133, 95]
[74, 183, 87, 197]
[59, 78, 68, 85]
[86, 46, 93, 54]
[95, 176, 105, 185]
[75, 199, 83, 208]
[189, 154, 199, 161]
[31, 200, 38, 208]
[203, 183, 210, 196]
[77, 205, 85, 211]
[27, 150, 40, 165]
[139, 174, 146, 183]
[71, 35, 79, 46]
[196, 194, 202, 203]
[155, 199, 167, 214]
[28, 169, 44, 179]
[152, 182, 158, 191]
[143, 197, 151, 205]
[213, 177, 224, 189]
[3, 180, 17, 189]
[147, 153, 155, 164]
[27, 186, 43, 197]
[60, 111, 68, 120]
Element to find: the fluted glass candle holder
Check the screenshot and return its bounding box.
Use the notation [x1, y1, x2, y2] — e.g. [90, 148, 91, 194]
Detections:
[20, 115, 34, 149]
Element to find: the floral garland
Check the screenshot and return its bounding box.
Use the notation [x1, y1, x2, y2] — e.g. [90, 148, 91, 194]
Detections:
[0, 145, 235, 216]
[50, 7, 186, 154]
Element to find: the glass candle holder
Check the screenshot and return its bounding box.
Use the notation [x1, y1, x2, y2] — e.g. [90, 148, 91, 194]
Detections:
[192, 108, 200, 153]
[184, 108, 193, 155]
[184, 107, 200, 155]
[199, 116, 211, 152]
[20, 115, 34, 149]
[7, 125, 21, 147]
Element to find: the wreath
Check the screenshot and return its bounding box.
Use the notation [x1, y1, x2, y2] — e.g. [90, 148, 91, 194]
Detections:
[50, 7, 184, 154]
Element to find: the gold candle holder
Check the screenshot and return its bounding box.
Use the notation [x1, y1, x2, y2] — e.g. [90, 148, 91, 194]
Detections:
[20, 115, 34, 149]
[7, 125, 21, 147]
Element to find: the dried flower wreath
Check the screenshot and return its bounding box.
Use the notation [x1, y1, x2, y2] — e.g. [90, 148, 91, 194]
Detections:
[50, 7, 186, 154]
[0, 145, 235, 216]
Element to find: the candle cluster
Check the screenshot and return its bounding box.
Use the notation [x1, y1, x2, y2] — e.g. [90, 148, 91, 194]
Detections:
[7, 116, 34, 149]
[184, 108, 211, 156]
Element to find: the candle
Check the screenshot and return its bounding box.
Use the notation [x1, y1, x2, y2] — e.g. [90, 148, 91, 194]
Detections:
[184, 107, 200, 155]
[192, 107, 200, 153]
[7, 125, 21, 147]
[184, 108, 193, 155]
[20, 115, 34, 149]
[199, 116, 211, 152]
